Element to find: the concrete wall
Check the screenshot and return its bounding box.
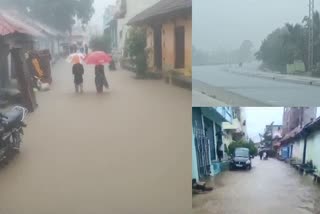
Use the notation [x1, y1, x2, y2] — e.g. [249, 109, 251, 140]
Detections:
[116, 0, 160, 54]
[292, 139, 304, 161]
[287, 60, 305, 73]
[306, 131, 320, 170]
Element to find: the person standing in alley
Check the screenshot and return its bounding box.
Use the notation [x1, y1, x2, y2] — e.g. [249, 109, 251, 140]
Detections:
[259, 150, 263, 160]
[95, 64, 109, 93]
[216, 131, 223, 162]
[84, 44, 88, 55]
[72, 57, 84, 93]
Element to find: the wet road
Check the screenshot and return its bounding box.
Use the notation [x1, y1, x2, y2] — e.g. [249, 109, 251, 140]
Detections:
[193, 65, 320, 106]
[0, 61, 191, 214]
[192, 158, 320, 214]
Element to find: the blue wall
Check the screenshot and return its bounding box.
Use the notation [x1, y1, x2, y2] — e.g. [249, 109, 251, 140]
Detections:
[281, 145, 293, 160]
[215, 107, 233, 123]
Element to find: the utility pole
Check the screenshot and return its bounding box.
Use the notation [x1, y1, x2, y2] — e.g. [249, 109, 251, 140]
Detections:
[308, 0, 314, 72]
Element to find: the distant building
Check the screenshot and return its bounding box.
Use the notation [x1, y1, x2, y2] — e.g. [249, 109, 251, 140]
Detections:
[71, 22, 89, 47]
[260, 123, 282, 152]
[103, 0, 160, 56]
[222, 107, 248, 147]
[282, 107, 317, 136]
[278, 107, 316, 160]
[103, 5, 117, 49]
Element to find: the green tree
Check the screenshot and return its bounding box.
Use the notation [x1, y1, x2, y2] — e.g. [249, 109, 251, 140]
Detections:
[256, 10, 320, 72]
[89, 34, 111, 53]
[1, 0, 94, 32]
[228, 140, 258, 156]
[256, 27, 294, 72]
[124, 27, 147, 78]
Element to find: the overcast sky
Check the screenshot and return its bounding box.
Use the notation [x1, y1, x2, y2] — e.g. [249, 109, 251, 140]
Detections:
[193, 0, 320, 51]
[245, 107, 284, 143]
[90, 0, 116, 31]
[245, 107, 320, 143]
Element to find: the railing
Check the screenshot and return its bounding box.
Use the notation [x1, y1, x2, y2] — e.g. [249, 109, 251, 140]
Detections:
[193, 127, 211, 179]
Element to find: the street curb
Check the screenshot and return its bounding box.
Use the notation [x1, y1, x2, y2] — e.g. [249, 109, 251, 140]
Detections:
[224, 68, 320, 87]
[192, 90, 227, 106]
[192, 79, 269, 106]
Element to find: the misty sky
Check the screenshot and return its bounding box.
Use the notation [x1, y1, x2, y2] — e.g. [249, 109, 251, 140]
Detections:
[193, 0, 320, 51]
[90, 0, 116, 30]
[245, 107, 284, 143]
[245, 107, 320, 143]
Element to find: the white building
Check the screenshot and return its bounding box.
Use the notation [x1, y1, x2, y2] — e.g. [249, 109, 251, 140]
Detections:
[113, 0, 160, 55]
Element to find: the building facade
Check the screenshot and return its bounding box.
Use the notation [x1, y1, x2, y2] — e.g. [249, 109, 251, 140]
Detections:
[192, 107, 234, 181]
[279, 107, 317, 161]
[104, 0, 160, 56]
[128, 0, 192, 80]
[282, 107, 317, 136]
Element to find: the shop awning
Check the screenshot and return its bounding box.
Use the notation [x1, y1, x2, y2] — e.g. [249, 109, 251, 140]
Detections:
[0, 11, 44, 37]
[128, 0, 192, 25]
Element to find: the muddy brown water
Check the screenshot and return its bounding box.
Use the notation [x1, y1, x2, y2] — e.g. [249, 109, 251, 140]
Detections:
[192, 158, 320, 214]
[0, 61, 191, 214]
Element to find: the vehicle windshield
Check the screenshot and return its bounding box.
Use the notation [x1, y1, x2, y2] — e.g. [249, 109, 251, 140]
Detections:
[235, 149, 249, 157]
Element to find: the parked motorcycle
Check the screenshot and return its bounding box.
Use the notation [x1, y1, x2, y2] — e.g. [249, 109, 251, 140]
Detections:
[0, 106, 28, 165]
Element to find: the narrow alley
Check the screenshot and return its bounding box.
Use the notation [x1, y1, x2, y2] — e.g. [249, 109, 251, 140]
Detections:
[192, 158, 320, 214]
[0, 61, 191, 214]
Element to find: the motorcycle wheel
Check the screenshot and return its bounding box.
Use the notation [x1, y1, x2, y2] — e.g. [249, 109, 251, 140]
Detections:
[11, 132, 21, 152]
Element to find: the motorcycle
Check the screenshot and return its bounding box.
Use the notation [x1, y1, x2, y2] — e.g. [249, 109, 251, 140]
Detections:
[0, 106, 28, 165]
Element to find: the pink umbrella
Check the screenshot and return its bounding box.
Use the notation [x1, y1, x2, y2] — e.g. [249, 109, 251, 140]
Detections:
[84, 51, 112, 65]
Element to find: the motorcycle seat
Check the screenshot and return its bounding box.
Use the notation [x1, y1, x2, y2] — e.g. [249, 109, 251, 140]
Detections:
[2, 110, 23, 129]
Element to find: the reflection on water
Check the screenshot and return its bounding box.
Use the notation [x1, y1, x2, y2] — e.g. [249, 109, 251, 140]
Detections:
[193, 158, 320, 214]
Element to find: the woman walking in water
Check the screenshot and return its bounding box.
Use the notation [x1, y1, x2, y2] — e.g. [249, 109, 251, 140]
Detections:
[95, 64, 109, 93]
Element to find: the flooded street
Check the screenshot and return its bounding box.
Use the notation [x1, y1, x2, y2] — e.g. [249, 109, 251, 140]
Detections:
[193, 158, 320, 214]
[0, 61, 191, 214]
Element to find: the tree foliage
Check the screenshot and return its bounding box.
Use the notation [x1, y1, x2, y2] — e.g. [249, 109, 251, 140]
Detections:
[256, 11, 320, 72]
[228, 140, 258, 156]
[0, 0, 94, 32]
[193, 40, 254, 66]
[89, 34, 111, 53]
[238, 40, 253, 63]
[124, 27, 147, 77]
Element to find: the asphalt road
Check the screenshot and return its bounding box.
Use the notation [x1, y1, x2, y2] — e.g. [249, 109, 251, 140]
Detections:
[0, 61, 191, 214]
[193, 65, 320, 106]
[193, 158, 320, 214]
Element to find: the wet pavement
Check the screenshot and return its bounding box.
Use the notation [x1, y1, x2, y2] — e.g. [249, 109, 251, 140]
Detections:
[192, 158, 320, 214]
[0, 61, 191, 214]
[193, 64, 320, 106]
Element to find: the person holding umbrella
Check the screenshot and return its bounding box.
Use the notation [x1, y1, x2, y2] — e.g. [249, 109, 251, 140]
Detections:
[95, 64, 109, 93]
[72, 56, 84, 93]
[84, 51, 112, 93]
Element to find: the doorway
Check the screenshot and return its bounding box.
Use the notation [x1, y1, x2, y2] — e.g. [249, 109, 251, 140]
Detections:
[153, 25, 162, 71]
[204, 117, 215, 161]
[175, 26, 185, 69]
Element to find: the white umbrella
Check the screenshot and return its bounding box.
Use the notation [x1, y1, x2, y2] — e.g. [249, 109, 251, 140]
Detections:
[66, 52, 86, 64]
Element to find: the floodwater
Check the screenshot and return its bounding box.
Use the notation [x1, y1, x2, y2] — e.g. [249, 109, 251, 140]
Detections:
[0, 61, 191, 214]
[193, 158, 320, 214]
